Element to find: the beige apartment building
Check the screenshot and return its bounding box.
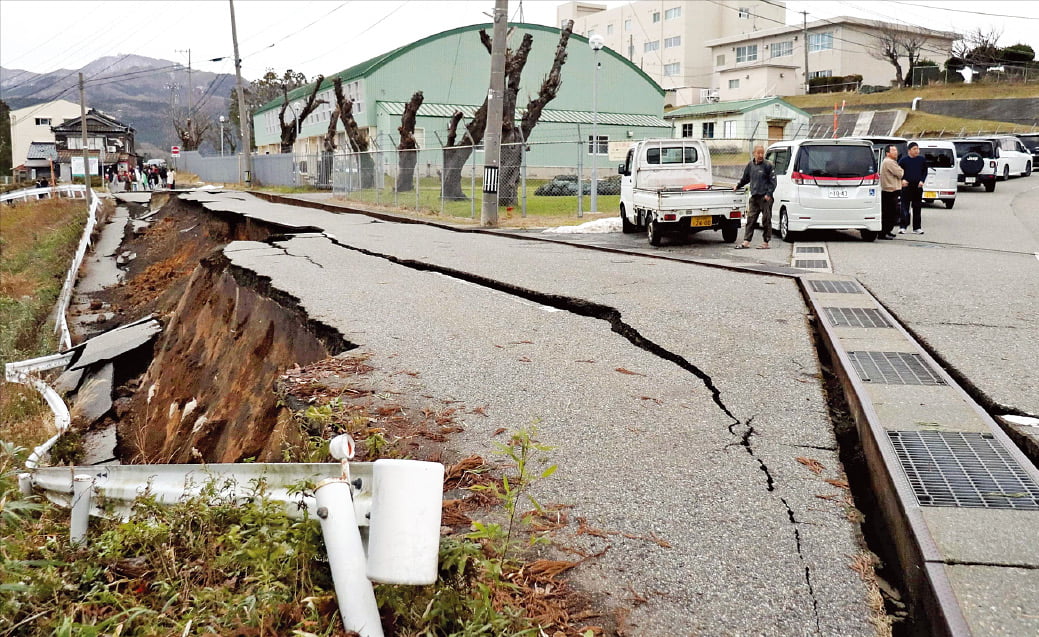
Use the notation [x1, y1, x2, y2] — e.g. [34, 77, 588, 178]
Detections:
[8, 99, 83, 170]
[706, 17, 958, 101]
[557, 1, 785, 106]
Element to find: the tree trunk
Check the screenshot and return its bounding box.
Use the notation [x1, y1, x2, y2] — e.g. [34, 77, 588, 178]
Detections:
[396, 91, 424, 192]
[279, 75, 325, 154]
[332, 77, 376, 189]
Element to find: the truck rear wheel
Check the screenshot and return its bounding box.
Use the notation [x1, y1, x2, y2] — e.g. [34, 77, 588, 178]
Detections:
[647, 218, 662, 246]
[721, 220, 739, 243]
[620, 205, 636, 233]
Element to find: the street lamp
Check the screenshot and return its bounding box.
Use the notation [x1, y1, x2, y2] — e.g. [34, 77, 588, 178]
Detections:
[589, 34, 605, 213]
[219, 115, 226, 156]
[287, 102, 303, 185]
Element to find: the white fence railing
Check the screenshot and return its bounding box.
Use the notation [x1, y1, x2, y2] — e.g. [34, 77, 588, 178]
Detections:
[0, 183, 88, 204]
[54, 189, 101, 351]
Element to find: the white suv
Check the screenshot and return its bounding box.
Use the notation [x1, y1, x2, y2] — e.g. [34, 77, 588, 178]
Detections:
[971, 135, 1032, 179]
[915, 140, 958, 209]
[764, 139, 881, 242]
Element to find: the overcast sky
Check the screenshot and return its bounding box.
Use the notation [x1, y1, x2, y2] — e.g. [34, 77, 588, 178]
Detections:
[2, 1, 1037, 81]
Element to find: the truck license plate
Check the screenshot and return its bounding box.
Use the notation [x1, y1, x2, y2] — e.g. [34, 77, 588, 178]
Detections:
[689, 216, 712, 227]
[924, 191, 937, 199]
[827, 189, 849, 198]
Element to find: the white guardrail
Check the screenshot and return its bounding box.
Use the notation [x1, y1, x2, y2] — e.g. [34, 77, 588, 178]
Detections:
[54, 188, 101, 351]
[0, 183, 89, 204]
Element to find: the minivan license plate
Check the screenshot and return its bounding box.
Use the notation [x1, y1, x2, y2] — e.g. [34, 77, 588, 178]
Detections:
[827, 189, 849, 198]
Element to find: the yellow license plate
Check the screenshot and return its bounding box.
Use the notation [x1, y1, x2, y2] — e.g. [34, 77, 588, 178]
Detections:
[923, 191, 937, 199]
[690, 216, 713, 227]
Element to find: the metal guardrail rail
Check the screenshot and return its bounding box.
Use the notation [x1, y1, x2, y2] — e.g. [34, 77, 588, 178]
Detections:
[0, 184, 88, 203]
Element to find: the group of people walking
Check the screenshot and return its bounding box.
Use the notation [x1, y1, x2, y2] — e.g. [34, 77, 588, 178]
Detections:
[880, 142, 928, 239]
[106, 163, 175, 192]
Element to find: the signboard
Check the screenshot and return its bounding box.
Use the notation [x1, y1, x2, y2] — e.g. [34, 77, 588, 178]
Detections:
[171, 146, 181, 156]
[70, 156, 100, 177]
[608, 141, 636, 162]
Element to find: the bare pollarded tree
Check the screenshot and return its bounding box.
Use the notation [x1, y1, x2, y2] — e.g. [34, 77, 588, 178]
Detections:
[441, 20, 574, 201]
[396, 91, 424, 192]
[277, 75, 325, 153]
[326, 77, 376, 189]
[869, 25, 930, 87]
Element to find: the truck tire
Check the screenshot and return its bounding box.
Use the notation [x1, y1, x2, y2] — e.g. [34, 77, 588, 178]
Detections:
[721, 220, 739, 243]
[620, 205, 636, 233]
[779, 209, 798, 243]
[647, 218, 662, 246]
[944, 199, 955, 209]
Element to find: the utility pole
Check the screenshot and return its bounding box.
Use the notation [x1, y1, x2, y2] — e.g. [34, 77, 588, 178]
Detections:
[802, 11, 809, 95]
[78, 72, 91, 205]
[480, 0, 507, 227]
[229, 0, 252, 185]
[176, 48, 192, 142]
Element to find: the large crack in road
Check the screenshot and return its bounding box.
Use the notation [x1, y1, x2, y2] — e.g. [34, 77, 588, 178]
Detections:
[268, 231, 825, 631]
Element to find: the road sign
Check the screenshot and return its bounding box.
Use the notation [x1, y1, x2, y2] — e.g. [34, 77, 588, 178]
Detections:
[171, 146, 181, 156]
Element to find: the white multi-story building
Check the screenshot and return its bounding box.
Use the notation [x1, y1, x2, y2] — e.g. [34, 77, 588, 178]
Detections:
[8, 99, 82, 170]
[556, 1, 786, 107]
[706, 17, 958, 101]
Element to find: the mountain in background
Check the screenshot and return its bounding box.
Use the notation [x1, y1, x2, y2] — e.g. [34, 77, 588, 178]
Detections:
[2, 54, 241, 158]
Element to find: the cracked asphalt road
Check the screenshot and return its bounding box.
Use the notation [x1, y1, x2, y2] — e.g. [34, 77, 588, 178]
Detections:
[193, 189, 876, 634]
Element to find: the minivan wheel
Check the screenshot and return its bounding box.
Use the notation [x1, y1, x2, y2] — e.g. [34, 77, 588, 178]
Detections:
[860, 229, 878, 242]
[779, 209, 797, 242]
[620, 205, 636, 233]
[1025, 162, 1032, 177]
[984, 180, 996, 192]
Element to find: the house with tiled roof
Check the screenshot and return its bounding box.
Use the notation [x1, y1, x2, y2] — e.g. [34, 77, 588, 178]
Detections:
[51, 109, 136, 181]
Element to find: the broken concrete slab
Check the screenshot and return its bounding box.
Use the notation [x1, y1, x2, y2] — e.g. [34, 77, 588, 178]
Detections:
[53, 367, 84, 395]
[70, 362, 114, 426]
[67, 316, 161, 372]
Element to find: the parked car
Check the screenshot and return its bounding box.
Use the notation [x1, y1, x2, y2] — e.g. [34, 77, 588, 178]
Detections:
[968, 135, 1031, 179]
[1015, 133, 1039, 165]
[764, 138, 881, 242]
[847, 135, 908, 164]
[914, 139, 958, 209]
[534, 174, 620, 196]
[951, 138, 999, 192]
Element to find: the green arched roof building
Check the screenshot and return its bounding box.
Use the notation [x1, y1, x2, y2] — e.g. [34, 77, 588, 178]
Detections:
[252, 22, 671, 163]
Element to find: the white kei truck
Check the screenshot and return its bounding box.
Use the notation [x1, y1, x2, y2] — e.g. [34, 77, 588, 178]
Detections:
[617, 139, 745, 246]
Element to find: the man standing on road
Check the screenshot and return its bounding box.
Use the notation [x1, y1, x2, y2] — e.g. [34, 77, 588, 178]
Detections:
[898, 142, 928, 234]
[733, 145, 777, 249]
[879, 144, 903, 239]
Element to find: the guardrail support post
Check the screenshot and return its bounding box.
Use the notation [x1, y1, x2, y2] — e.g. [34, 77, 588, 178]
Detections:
[315, 478, 384, 637]
[366, 459, 443, 585]
[71, 474, 93, 544]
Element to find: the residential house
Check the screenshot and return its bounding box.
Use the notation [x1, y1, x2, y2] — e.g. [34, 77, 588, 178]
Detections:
[8, 99, 82, 173]
[51, 109, 136, 182]
[252, 23, 672, 178]
[706, 17, 958, 101]
[557, 1, 786, 107]
[665, 96, 810, 154]
[17, 141, 58, 184]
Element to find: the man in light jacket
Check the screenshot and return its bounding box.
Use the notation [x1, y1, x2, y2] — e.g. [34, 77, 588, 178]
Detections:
[879, 145, 903, 239]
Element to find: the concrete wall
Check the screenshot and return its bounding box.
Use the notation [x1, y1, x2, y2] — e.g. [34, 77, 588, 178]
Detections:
[798, 98, 1039, 130]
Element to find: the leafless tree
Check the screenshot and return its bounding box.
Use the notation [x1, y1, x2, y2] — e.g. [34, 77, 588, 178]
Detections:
[327, 77, 376, 189]
[396, 91, 424, 192]
[952, 27, 1004, 64]
[869, 25, 930, 87]
[441, 21, 574, 201]
[278, 75, 325, 153]
[172, 114, 213, 151]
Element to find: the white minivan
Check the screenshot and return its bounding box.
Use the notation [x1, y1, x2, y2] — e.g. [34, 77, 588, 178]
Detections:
[915, 140, 958, 209]
[764, 139, 881, 242]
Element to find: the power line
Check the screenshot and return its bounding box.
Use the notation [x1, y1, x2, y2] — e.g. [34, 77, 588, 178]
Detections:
[889, 1, 1039, 20]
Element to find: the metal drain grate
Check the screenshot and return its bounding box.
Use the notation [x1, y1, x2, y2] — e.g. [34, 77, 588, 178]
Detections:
[794, 259, 829, 269]
[825, 307, 892, 328]
[809, 280, 862, 294]
[848, 351, 947, 385]
[796, 246, 825, 254]
[888, 431, 1039, 509]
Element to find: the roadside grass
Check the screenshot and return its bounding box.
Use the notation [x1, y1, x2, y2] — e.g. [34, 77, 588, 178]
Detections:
[785, 81, 1039, 110]
[0, 198, 88, 449]
[897, 111, 1037, 137]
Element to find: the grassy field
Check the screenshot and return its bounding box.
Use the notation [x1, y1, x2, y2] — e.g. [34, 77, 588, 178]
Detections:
[0, 198, 89, 448]
[785, 82, 1039, 110]
[897, 110, 1036, 137]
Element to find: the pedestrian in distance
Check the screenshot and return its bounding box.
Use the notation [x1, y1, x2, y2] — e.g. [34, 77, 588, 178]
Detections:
[167, 168, 176, 190]
[879, 144, 903, 239]
[733, 145, 777, 249]
[898, 142, 928, 234]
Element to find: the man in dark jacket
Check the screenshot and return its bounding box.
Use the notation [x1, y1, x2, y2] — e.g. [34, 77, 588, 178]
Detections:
[733, 145, 778, 249]
[897, 141, 928, 234]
